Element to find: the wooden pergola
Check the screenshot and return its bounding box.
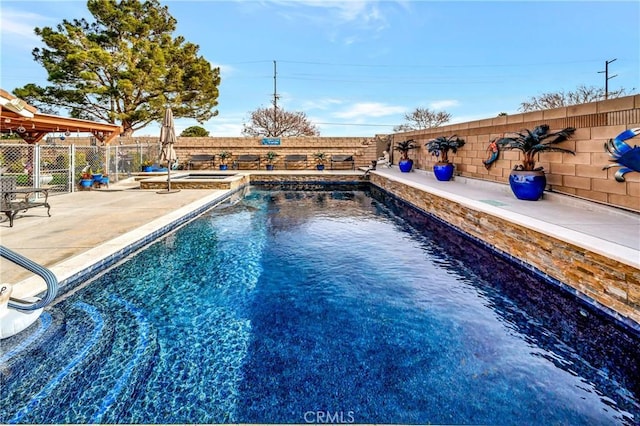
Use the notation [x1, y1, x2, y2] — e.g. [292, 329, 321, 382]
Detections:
[0, 89, 123, 144]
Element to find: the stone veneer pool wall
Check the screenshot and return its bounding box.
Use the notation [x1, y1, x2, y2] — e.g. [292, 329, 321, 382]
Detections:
[139, 173, 250, 190]
[368, 172, 640, 333]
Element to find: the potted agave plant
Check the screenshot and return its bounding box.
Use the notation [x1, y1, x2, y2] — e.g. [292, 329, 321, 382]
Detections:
[496, 124, 576, 201]
[394, 139, 418, 172]
[425, 135, 465, 181]
[264, 151, 279, 170]
[313, 152, 327, 171]
[218, 151, 231, 170]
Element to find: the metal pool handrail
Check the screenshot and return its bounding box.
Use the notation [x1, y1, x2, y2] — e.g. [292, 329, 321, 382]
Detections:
[1, 245, 58, 311]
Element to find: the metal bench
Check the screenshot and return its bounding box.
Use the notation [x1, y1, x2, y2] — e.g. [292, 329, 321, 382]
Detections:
[236, 154, 261, 170]
[284, 154, 308, 169]
[187, 154, 215, 170]
[1, 184, 51, 227]
[330, 155, 355, 170]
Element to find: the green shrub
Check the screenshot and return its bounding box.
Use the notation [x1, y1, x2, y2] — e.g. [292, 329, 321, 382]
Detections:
[15, 174, 29, 185]
[51, 174, 67, 185]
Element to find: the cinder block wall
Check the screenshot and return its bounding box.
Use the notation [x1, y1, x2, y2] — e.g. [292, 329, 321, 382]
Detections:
[394, 95, 640, 212]
[118, 136, 378, 170]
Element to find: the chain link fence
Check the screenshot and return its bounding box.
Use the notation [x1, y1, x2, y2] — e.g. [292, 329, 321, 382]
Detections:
[0, 141, 161, 195]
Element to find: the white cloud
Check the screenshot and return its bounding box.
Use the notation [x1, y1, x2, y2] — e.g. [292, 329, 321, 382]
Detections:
[302, 98, 343, 110]
[429, 100, 460, 110]
[257, 0, 392, 40]
[0, 10, 45, 42]
[332, 102, 405, 119]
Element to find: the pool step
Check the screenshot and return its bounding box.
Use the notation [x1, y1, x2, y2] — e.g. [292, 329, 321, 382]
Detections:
[0, 299, 159, 424]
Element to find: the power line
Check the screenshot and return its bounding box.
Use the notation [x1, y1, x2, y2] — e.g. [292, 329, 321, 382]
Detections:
[277, 59, 604, 69]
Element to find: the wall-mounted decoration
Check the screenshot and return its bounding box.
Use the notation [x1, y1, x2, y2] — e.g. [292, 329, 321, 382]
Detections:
[603, 128, 640, 182]
[483, 138, 500, 170]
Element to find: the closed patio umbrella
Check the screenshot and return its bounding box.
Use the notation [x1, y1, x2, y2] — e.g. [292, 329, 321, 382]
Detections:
[157, 107, 180, 194]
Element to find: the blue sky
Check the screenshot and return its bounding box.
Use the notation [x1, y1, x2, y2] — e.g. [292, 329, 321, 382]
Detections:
[1, 0, 638, 137]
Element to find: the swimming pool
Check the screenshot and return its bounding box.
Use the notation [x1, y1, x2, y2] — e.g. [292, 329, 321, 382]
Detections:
[1, 188, 638, 424]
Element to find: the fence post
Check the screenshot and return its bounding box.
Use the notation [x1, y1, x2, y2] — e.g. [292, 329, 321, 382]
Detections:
[33, 144, 41, 190]
[71, 144, 77, 193]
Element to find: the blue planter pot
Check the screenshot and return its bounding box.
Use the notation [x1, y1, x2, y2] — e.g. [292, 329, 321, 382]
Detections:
[80, 179, 93, 188]
[219, 164, 228, 171]
[92, 173, 103, 181]
[509, 170, 546, 201]
[316, 164, 325, 171]
[266, 164, 275, 171]
[398, 159, 413, 173]
[142, 166, 153, 172]
[433, 163, 454, 181]
[100, 176, 109, 185]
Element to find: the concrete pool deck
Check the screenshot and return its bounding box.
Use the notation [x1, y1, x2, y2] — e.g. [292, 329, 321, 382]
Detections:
[1, 168, 638, 314]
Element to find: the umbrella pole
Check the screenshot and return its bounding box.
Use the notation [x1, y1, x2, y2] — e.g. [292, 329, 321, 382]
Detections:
[157, 159, 180, 194]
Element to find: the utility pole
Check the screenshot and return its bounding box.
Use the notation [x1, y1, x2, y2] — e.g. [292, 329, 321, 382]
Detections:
[272, 60, 279, 136]
[598, 58, 617, 100]
[273, 60, 279, 110]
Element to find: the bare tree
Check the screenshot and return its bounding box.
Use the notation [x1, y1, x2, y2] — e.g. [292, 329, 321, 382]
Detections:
[393, 107, 451, 132]
[242, 107, 319, 137]
[518, 85, 633, 112]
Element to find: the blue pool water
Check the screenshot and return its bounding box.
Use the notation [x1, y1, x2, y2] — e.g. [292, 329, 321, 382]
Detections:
[1, 188, 638, 425]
